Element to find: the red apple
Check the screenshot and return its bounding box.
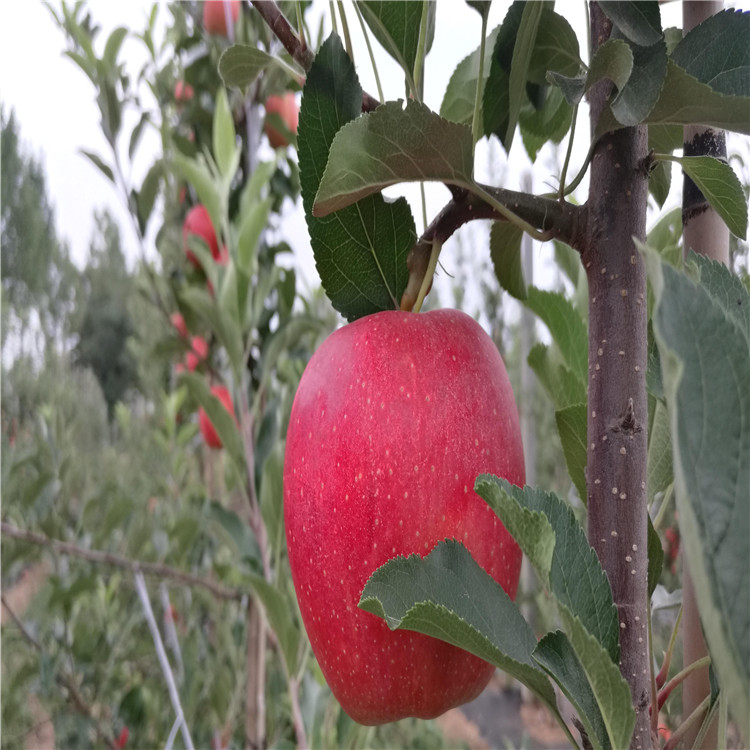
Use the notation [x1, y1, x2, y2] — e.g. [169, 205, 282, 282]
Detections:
[199, 384, 236, 449]
[174, 80, 194, 103]
[183, 204, 220, 268]
[186, 335, 209, 372]
[264, 92, 299, 149]
[284, 309, 524, 725]
[171, 312, 188, 338]
[202, 0, 240, 37]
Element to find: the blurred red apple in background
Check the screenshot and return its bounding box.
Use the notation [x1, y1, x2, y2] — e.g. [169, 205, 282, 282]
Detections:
[199, 384, 236, 449]
[264, 92, 299, 149]
[202, 0, 240, 37]
[183, 204, 220, 268]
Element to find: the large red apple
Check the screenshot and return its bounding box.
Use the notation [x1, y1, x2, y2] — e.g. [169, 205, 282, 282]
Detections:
[284, 309, 525, 725]
[202, 0, 240, 37]
[264, 92, 299, 149]
[183, 204, 220, 268]
[199, 384, 236, 449]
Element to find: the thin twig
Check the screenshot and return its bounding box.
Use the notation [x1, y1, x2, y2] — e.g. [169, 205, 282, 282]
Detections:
[134, 572, 195, 750]
[1, 522, 246, 602]
[1, 592, 119, 750]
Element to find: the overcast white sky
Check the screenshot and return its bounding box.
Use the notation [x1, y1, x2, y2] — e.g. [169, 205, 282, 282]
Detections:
[0, 1, 746, 295]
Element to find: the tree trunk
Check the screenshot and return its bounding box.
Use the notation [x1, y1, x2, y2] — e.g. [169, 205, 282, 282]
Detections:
[585, 5, 652, 748]
[680, 5, 728, 746]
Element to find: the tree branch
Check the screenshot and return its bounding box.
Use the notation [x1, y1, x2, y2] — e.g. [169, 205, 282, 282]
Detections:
[250, 0, 380, 112]
[1, 522, 246, 602]
[1, 592, 119, 750]
[400, 187, 584, 310]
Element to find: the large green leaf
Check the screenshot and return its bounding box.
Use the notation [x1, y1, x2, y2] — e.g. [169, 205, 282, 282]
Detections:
[314, 99, 474, 216]
[357, 1, 434, 90]
[359, 540, 561, 717]
[670, 9, 750, 96]
[440, 25, 500, 126]
[519, 86, 573, 162]
[213, 88, 238, 179]
[669, 155, 748, 240]
[598, 2, 663, 47]
[299, 33, 415, 321]
[555, 403, 588, 502]
[474, 477, 619, 661]
[474, 477, 634, 748]
[219, 45, 274, 91]
[644, 245, 750, 730]
[525, 287, 589, 384]
[598, 59, 750, 136]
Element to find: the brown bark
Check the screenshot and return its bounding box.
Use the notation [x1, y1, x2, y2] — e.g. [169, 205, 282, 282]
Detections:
[680, 5, 728, 746]
[584, 5, 653, 748]
[244, 601, 267, 750]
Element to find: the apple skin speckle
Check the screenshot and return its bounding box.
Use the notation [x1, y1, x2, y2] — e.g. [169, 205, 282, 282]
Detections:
[284, 309, 525, 725]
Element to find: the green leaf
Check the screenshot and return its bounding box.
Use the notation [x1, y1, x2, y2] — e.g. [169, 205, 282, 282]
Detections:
[474, 476, 620, 661]
[647, 515, 664, 598]
[246, 571, 300, 675]
[79, 149, 114, 183]
[260, 442, 285, 559]
[647, 398, 672, 507]
[534, 631, 609, 750]
[610, 36, 667, 127]
[299, 34, 415, 321]
[440, 25, 500, 126]
[554, 240, 581, 289]
[237, 197, 273, 277]
[599, 59, 750, 137]
[519, 86, 573, 161]
[527, 10, 581, 85]
[102, 26, 128, 70]
[599, 2, 663, 47]
[181, 373, 245, 473]
[524, 287, 588, 384]
[505, 1, 543, 150]
[670, 9, 750, 96]
[358, 1, 432, 91]
[489, 221, 525, 300]
[465, 0, 491, 19]
[644, 244, 750, 727]
[359, 539, 561, 715]
[668, 155, 748, 240]
[213, 88, 238, 179]
[219, 45, 274, 91]
[173, 153, 223, 244]
[528, 342, 586, 410]
[314, 99, 474, 216]
[128, 112, 151, 161]
[555, 403, 588, 502]
[588, 38, 634, 96]
[136, 159, 163, 235]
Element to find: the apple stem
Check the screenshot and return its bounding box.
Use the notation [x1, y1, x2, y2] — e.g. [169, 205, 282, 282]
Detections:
[413, 239, 442, 313]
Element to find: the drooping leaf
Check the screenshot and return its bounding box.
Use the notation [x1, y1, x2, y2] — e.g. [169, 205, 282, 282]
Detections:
[555, 403, 588, 502]
[489, 221, 525, 300]
[644, 244, 750, 728]
[534, 631, 609, 750]
[524, 287, 589, 384]
[314, 99, 474, 216]
[79, 149, 115, 183]
[299, 33, 415, 321]
[474, 476, 619, 661]
[647, 515, 664, 598]
[440, 25, 500, 126]
[219, 45, 275, 91]
[465, 0, 491, 19]
[670, 155, 748, 239]
[598, 2, 663, 47]
[359, 539, 561, 715]
[588, 38, 634, 96]
[527, 10, 581, 85]
[647, 398, 673, 508]
[136, 159, 163, 234]
[519, 86, 573, 161]
[598, 60, 750, 137]
[213, 88, 238, 179]
[358, 1, 434, 90]
[670, 9, 750, 96]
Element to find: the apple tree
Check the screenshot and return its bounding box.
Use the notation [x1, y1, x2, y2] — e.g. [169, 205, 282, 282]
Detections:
[223, 1, 748, 749]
